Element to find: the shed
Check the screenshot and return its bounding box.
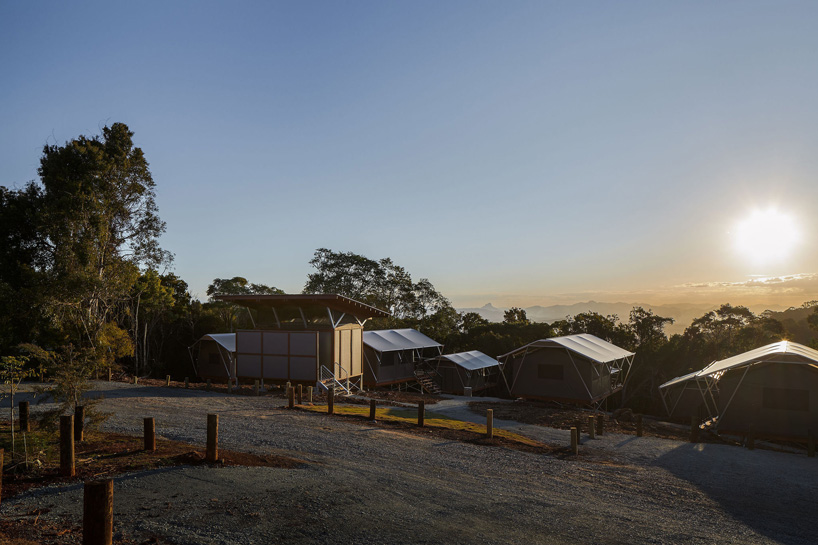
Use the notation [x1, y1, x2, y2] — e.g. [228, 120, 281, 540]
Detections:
[660, 341, 818, 439]
[362, 329, 443, 387]
[499, 334, 635, 406]
[215, 294, 389, 390]
[428, 351, 500, 395]
[190, 333, 236, 381]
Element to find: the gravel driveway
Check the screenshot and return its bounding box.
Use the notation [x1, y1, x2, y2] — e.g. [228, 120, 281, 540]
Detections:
[3, 382, 817, 544]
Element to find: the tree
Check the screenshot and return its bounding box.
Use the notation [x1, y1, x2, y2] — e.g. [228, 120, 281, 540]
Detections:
[205, 277, 283, 332]
[0, 354, 32, 458]
[459, 312, 490, 334]
[628, 307, 674, 349]
[503, 307, 529, 325]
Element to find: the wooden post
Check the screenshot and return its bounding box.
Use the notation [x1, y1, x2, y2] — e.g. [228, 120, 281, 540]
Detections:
[60, 415, 75, 477]
[206, 414, 218, 462]
[286, 381, 291, 391]
[636, 414, 643, 437]
[689, 416, 698, 443]
[107, 368, 111, 382]
[254, 380, 259, 396]
[83, 478, 113, 545]
[309, 387, 313, 404]
[144, 417, 156, 452]
[206, 379, 211, 391]
[486, 409, 494, 439]
[570, 427, 578, 454]
[747, 425, 755, 450]
[808, 430, 815, 458]
[418, 400, 425, 427]
[184, 377, 189, 388]
[288, 387, 294, 409]
[166, 375, 171, 387]
[328, 388, 334, 414]
[133, 375, 138, 385]
[297, 384, 303, 405]
[0, 448, 4, 506]
[588, 415, 596, 439]
[574, 419, 582, 436]
[369, 399, 377, 421]
[74, 405, 85, 442]
[596, 414, 604, 436]
[19, 401, 30, 433]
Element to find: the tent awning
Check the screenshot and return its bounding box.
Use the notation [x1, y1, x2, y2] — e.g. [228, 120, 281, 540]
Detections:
[500, 334, 634, 364]
[437, 351, 500, 371]
[697, 340, 818, 376]
[363, 329, 442, 353]
[200, 333, 236, 353]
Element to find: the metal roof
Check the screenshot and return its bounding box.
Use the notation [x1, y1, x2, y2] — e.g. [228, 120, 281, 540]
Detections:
[200, 333, 236, 353]
[214, 293, 389, 319]
[437, 351, 500, 371]
[501, 334, 634, 363]
[363, 329, 442, 353]
[658, 370, 706, 390]
[697, 340, 818, 376]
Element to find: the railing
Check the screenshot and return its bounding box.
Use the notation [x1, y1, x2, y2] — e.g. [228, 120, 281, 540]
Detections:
[318, 364, 351, 394]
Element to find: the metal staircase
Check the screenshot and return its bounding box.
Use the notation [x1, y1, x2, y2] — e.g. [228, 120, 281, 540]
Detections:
[318, 364, 364, 395]
[414, 368, 441, 394]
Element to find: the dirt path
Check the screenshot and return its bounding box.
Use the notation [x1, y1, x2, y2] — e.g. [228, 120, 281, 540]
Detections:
[3, 382, 817, 544]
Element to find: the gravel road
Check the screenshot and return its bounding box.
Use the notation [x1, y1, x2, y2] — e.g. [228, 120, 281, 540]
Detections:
[3, 382, 817, 544]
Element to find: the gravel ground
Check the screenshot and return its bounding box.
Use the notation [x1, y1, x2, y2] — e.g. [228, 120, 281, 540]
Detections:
[3, 381, 817, 544]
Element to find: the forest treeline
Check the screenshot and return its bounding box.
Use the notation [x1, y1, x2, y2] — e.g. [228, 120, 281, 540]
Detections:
[3, 123, 818, 414]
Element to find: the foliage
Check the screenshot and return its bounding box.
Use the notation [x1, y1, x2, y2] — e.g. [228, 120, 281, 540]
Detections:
[0, 354, 33, 458]
[204, 276, 283, 333]
[503, 307, 529, 324]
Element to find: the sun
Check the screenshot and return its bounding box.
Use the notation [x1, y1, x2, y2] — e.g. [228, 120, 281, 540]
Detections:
[733, 208, 800, 266]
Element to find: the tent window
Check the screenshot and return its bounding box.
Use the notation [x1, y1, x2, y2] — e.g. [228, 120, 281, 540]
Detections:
[538, 364, 564, 381]
[762, 387, 809, 412]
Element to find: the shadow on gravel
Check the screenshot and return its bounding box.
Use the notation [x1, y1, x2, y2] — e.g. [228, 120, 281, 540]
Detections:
[653, 443, 816, 545]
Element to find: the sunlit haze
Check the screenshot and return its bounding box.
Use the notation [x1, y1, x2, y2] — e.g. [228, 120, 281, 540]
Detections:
[3, 1, 818, 311]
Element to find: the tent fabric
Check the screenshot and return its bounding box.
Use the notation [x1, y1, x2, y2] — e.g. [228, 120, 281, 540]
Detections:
[438, 351, 500, 371]
[363, 329, 442, 353]
[659, 370, 707, 390]
[501, 334, 634, 364]
[200, 333, 236, 353]
[696, 340, 818, 376]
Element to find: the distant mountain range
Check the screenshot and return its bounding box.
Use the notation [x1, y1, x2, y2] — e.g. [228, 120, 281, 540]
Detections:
[456, 301, 791, 335]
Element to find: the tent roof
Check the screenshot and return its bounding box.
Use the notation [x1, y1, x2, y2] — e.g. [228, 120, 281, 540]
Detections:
[437, 351, 500, 371]
[658, 370, 706, 390]
[214, 294, 389, 319]
[200, 333, 236, 353]
[501, 334, 634, 364]
[363, 329, 442, 353]
[697, 340, 818, 376]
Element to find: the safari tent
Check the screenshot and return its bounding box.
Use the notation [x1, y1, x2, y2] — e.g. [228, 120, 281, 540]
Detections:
[427, 351, 501, 395]
[498, 334, 635, 406]
[362, 329, 443, 387]
[214, 294, 389, 390]
[190, 333, 237, 381]
[659, 341, 818, 440]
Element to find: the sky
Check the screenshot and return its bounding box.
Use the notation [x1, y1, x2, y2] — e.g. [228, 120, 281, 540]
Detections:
[3, 1, 818, 309]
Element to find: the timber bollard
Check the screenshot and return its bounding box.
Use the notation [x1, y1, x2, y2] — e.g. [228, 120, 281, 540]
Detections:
[418, 400, 425, 427]
[0, 448, 4, 506]
[328, 388, 334, 414]
[588, 415, 596, 439]
[689, 416, 699, 443]
[369, 399, 377, 421]
[166, 375, 171, 387]
[570, 427, 578, 454]
[596, 414, 604, 436]
[75, 405, 85, 442]
[574, 419, 582, 436]
[184, 377, 189, 388]
[486, 409, 494, 439]
[144, 417, 156, 452]
[206, 414, 219, 462]
[60, 415, 75, 477]
[288, 386, 295, 409]
[133, 375, 138, 385]
[747, 426, 755, 450]
[83, 478, 113, 545]
[636, 414, 643, 437]
[309, 386, 313, 404]
[206, 379, 211, 391]
[107, 368, 111, 382]
[297, 384, 303, 405]
[254, 380, 260, 396]
[808, 431, 815, 458]
[19, 401, 30, 433]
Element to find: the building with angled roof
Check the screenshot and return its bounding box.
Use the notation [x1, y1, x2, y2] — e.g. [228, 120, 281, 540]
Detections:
[190, 333, 237, 381]
[362, 329, 443, 387]
[498, 334, 635, 406]
[427, 351, 501, 395]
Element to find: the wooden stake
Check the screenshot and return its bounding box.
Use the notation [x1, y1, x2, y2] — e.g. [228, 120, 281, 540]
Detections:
[254, 380, 259, 396]
[0, 448, 4, 506]
[575, 419, 582, 436]
[74, 405, 85, 442]
[486, 409, 494, 439]
[144, 417, 156, 452]
[107, 368, 111, 382]
[60, 415, 75, 477]
[596, 414, 604, 436]
[309, 386, 313, 404]
[166, 375, 171, 386]
[689, 416, 698, 443]
[297, 384, 303, 405]
[369, 399, 377, 421]
[570, 427, 578, 455]
[184, 377, 189, 388]
[418, 400, 425, 427]
[808, 430, 815, 458]
[588, 415, 596, 439]
[19, 401, 30, 433]
[636, 414, 643, 437]
[328, 388, 334, 414]
[288, 386, 294, 409]
[83, 478, 113, 545]
[206, 414, 218, 462]
[747, 425, 755, 450]
[133, 375, 138, 385]
[206, 379, 211, 391]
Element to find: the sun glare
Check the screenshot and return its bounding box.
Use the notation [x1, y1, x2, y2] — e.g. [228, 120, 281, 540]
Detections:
[734, 208, 800, 266]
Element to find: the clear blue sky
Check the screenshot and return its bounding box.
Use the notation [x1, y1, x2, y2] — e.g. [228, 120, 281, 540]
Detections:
[3, 1, 818, 307]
